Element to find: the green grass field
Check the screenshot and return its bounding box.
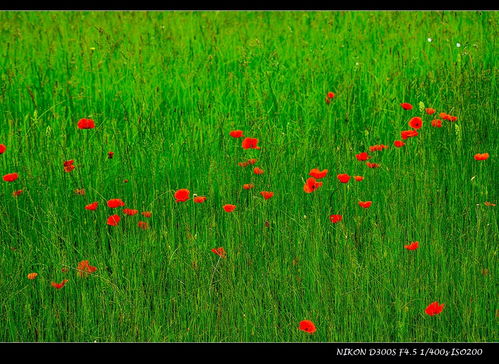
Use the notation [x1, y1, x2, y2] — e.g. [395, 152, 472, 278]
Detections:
[0, 10, 497, 342]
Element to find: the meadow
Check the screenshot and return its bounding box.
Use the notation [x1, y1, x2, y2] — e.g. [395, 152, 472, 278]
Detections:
[0, 10, 497, 342]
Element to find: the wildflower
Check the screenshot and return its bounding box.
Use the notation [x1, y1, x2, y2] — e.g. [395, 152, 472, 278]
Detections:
[138, 221, 149, 230]
[174, 189, 190, 202]
[107, 199, 125, 208]
[242, 137, 260, 150]
[51, 279, 69, 289]
[211, 247, 227, 258]
[107, 151, 114, 159]
[107, 215, 121, 226]
[425, 301, 445, 316]
[247, 159, 257, 165]
[253, 167, 264, 175]
[229, 130, 244, 138]
[77, 260, 97, 277]
[12, 190, 23, 197]
[0, 144, 6, 154]
[298, 320, 316, 334]
[27, 273, 38, 280]
[260, 191, 274, 200]
[141, 211, 152, 218]
[394, 140, 405, 148]
[194, 196, 207, 203]
[223, 204, 236, 212]
[327, 91, 335, 99]
[400, 103, 413, 110]
[85, 202, 99, 210]
[355, 152, 371, 161]
[354, 176, 364, 181]
[329, 214, 342, 223]
[484, 202, 496, 206]
[309, 168, 328, 179]
[77, 118, 95, 129]
[3, 173, 18, 182]
[408, 116, 423, 129]
[404, 241, 419, 250]
[123, 208, 139, 216]
[401, 130, 418, 139]
[337, 174, 350, 183]
[238, 161, 249, 167]
[358, 201, 372, 208]
[425, 108, 436, 115]
[366, 162, 380, 168]
[369, 145, 389, 152]
[243, 184, 255, 190]
[303, 177, 323, 193]
[474, 153, 489, 161]
[431, 119, 442, 128]
[74, 188, 85, 195]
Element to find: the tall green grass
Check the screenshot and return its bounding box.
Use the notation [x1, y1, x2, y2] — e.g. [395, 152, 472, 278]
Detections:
[0, 10, 497, 342]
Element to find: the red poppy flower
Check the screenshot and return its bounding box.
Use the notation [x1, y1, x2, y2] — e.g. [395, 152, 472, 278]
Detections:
[354, 176, 364, 181]
[369, 145, 389, 152]
[3, 173, 18, 182]
[51, 279, 69, 289]
[303, 177, 323, 193]
[142, 211, 152, 218]
[223, 204, 236, 212]
[243, 183, 255, 190]
[327, 91, 335, 99]
[394, 140, 405, 148]
[85, 202, 99, 210]
[27, 273, 38, 280]
[484, 201, 496, 206]
[107, 199, 125, 208]
[431, 119, 442, 128]
[425, 301, 445, 316]
[108, 151, 114, 159]
[107, 215, 121, 226]
[400, 103, 413, 110]
[408, 116, 423, 129]
[355, 152, 371, 161]
[123, 208, 139, 216]
[242, 137, 260, 150]
[329, 214, 342, 223]
[298, 320, 316, 334]
[229, 130, 244, 138]
[77, 260, 97, 277]
[253, 167, 264, 175]
[238, 161, 249, 167]
[337, 174, 350, 183]
[474, 153, 489, 161]
[174, 189, 190, 202]
[64, 162, 75, 173]
[358, 201, 372, 208]
[404, 241, 419, 250]
[247, 158, 258, 165]
[138, 221, 149, 230]
[12, 189, 23, 197]
[309, 168, 328, 179]
[325, 96, 331, 104]
[448, 115, 457, 122]
[439, 112, 450, 120]
[77, 118, 95, 129]
[211, 247, 227, 258]
[194, 196, 207, 203]
[425, 108, 436, 115]
[401, 130, 419, 139]
[366, 162, 380, 168]
[74, 188, 85, 195]
[260, 191, 274, 200]
[0, 144, 6, 154]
